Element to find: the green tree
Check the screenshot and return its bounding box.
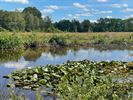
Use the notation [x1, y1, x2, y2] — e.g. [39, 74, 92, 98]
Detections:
[22, 7, 42, 18]
[54, 20, 72, 32]
[0, 11, 25, 31]
[22, 7, 42, 31]
[71, 19, 81, 32]
[81, 20, 93, 32]
[123, 18, 133, 31]
[23, 12, 34, 31]
[43, 16, 52, 31]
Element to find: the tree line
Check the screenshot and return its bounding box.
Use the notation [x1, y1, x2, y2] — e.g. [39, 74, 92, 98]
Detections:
[0, 7, 57, 32]
[54, 18, 133, 32]
[0, 7, 133, 32]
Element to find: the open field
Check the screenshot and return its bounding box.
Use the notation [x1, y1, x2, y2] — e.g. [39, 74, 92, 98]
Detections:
[0, 32, 133, 49]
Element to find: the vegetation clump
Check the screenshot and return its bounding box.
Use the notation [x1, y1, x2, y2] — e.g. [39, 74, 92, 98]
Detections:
[49, 36, 66, 46]
[0, 27, 8, 32]
[4, 60, 133, 99]
[0, 34, 23, 49]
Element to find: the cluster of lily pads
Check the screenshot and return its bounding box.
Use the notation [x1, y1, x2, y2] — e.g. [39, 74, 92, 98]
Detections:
[3, 60, 133, 99]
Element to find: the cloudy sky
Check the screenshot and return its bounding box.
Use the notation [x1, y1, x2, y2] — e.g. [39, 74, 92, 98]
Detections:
[0, 0, 133, 21]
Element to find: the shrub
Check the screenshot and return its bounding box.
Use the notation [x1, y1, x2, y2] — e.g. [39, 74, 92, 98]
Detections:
[0, 27, 8, 32]
[46, 27, 62, 33]
[24, 34, 38, 48]
[0, 34, 23, 49]
[49, 36, 66, 46]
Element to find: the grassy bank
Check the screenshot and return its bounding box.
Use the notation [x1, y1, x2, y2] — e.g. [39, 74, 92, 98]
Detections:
[4, 60, 133, 99]
[0, 32, 133, 49]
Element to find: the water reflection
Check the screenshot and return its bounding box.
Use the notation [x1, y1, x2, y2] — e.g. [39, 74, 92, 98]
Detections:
[24, 49, 42, 62]
[0, 46, 133, 99]
[2, 61, 29, 69]
[0, 50, 24, 63]
[0, 47, 132, 62]
[0, 47, 133, 69]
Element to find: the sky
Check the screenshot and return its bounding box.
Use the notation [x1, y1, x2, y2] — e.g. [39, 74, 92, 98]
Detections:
[0, 0, 133, 22]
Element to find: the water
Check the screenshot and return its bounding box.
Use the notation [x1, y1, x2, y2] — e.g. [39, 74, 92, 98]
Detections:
[0, 47, 133, 99]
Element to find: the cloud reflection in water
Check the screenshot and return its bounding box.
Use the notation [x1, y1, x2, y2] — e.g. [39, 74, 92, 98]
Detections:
[2, 61, 29, 69]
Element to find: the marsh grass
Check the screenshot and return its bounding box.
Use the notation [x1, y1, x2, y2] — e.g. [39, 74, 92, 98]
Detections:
[0, 32, 133, 49]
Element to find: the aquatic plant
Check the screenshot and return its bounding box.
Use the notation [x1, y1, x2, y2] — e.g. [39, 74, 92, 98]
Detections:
[4, 60, 133, 99]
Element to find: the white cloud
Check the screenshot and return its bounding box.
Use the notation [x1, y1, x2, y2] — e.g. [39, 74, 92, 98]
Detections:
[42, 9, 54, 13]
[68, 14, 72, 17]
[106, 16, 112, 18]
[97, 0, 108, 2]
[73, 2, 90, 12]
[83, 8, 89, 11]
[111, 4, 128, 8]
[67, 12, 92, 20]
[72, 16, 79, 19]
[122, 8, 133, 12]
[62, 17, 69, 20]
[75, 12, 92, 17]
[1, 0, 29, 4]
[16, 8, 24, 12]
[90, 20, 97, 23]
[122, 4, 128, 8]
[73, 2, 86, 9]
[129, 15, 133, 18]
[124, 15, 133, 19]
[42, 5, 60, 14]
[47, 5, 60, 10]
[95, 10, 112, 14]
[90, 9, 112, 15]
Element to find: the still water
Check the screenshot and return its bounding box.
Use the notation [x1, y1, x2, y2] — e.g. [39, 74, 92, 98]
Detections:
[0, 47, 133, 99]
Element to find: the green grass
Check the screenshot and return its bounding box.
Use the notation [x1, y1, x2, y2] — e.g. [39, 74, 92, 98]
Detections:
[0, 32, 133, 49]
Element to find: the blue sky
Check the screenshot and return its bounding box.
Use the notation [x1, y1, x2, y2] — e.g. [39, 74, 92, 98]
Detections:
[0, 0, 133, 22]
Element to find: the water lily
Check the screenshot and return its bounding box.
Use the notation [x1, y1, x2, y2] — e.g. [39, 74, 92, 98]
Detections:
[3, 60, 133, 99]
[33, 74, 38, 79]
[28, 67, 32, 69]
